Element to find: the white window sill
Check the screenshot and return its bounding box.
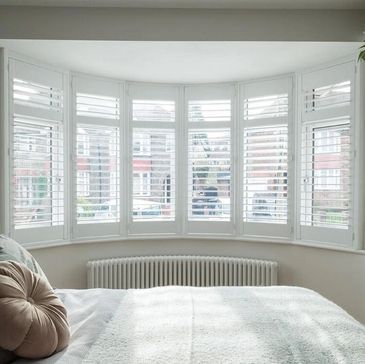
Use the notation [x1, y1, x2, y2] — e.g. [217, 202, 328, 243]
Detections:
[24, 233, 365, 256]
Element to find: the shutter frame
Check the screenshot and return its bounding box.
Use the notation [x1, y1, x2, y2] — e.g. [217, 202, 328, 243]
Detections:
[72, 74, 122, 239]
[185, 85, 235, 234]
[299, 62, 355, 247]
[240, 76, 293, 239]
[128, 84, 179, 235]
[9, 59, 66, 243]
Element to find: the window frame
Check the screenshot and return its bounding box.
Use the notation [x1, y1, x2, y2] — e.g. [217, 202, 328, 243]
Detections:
[296, 61, 356, 248]
[71, 73, 124, 240]
[7, 55, 69, 244]
[127, 83, 180, 235]
[239, 76, 294, 240]
[184, 84, 236, 235]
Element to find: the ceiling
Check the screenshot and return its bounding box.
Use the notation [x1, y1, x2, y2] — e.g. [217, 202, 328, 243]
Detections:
[0, 0, 364, 9]
[0, 40, 360, 83]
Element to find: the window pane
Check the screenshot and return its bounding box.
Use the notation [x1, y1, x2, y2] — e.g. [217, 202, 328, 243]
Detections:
[243, 125, 288, 224]
[132, 129, 175, 221]
[188, 129, 231, 221]
[76, 125, 120, 224]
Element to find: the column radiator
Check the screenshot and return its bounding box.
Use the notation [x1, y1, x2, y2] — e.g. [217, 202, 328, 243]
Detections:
[87, 255, 278, 289]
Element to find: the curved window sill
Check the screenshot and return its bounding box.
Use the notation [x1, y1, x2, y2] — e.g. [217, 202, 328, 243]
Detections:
[24, 234, 365, 256]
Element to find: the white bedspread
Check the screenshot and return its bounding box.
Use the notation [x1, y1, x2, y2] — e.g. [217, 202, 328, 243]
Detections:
[14, 286, 365, 364]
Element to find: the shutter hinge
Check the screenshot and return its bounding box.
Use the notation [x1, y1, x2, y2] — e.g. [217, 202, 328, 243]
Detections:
[7, 147, 10, 156]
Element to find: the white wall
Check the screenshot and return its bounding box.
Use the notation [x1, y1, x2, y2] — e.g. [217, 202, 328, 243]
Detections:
[30, 239, 365, 324]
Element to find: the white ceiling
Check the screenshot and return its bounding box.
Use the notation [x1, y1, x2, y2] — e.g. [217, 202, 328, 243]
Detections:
[0, 0, 365, 8]
[0, 40, 360, 83]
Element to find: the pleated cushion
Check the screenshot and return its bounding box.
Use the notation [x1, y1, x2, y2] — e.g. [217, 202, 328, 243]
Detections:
[0, 261, 70, 359]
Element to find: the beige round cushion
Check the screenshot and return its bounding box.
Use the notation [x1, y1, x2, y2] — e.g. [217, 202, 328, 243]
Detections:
[0, 261, 70, 359]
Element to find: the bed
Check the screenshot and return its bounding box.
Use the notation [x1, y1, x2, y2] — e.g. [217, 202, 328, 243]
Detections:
[13, 285, 365, 364]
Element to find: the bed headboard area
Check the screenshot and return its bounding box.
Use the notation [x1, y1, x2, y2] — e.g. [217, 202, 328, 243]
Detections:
[87, 256, 278, 289]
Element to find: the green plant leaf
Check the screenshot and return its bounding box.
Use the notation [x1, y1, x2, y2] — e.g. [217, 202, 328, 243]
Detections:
[358, 50, 365, 62]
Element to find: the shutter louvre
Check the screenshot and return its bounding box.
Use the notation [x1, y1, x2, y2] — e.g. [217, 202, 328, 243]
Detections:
[132, 129, 175, 221]
[188, 129, 231, 221]
[75, 124, 120, 224]
[243, 125, 288, 224]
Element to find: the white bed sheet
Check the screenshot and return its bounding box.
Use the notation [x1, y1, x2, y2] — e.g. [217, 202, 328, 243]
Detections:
[13, 286, 365, 364]
[14, 288, 125, 364]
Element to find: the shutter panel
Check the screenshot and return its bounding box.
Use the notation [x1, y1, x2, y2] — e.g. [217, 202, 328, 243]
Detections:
[13, 117, 64, 228]
[243, 94, 288, 120]
[241, 77, 291, 238]
[128, 85, 178, 234]
[76, 93, 120, 120]
[243, 125, 288, 224]
[133, 99, 175, 122]
[185, 85, 234, 234]
[132, 129, 175, 221]
[188, 99, 231, 122]
[301, 120, 351, 230]
[300, 63, 354, 246]
[76, 125, 120, 224]
[73, 75, 121, 238]
[10, 60, 65, 243]
[188, 129, 231, 221]
[303, 81, 351, 113]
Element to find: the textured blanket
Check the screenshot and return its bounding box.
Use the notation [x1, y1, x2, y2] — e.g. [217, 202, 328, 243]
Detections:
[81, 286, 365, 364]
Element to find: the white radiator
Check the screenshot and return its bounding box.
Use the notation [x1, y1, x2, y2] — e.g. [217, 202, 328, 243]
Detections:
[87, 255, 278, 289]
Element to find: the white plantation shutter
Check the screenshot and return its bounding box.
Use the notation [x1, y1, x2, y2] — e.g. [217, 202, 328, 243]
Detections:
[128, 84, 178, 234]
[300, 62, 354, 246]
[72, 75, 121, 238]
[185, 85, 234, 234]
[241, 77, 292, 238]
[9, 60, 65, 243]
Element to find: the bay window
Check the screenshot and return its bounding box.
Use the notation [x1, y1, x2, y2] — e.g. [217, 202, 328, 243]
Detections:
[2, 54, 362, 249]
